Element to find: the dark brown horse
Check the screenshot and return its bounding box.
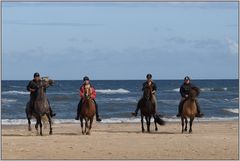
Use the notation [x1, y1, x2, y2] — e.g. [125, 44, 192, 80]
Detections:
[79, 87, 96, 135]
[25, 78, 54, 136]
[137, 85, 164, 133]
[181, 86, 200, 134]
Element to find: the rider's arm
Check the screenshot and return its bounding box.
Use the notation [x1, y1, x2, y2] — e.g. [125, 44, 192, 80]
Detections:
[180, 86, 185, 97]
[142, 82, 147, 91]
[91, 87, 96, 99]
[152, 83, 157, 94]
[27, 81, 36, 92]
[79, 86, 85, 98]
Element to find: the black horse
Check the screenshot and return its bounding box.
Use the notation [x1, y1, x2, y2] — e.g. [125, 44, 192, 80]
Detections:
[137, 85, 165, 133]
[25, 78, 54, 136]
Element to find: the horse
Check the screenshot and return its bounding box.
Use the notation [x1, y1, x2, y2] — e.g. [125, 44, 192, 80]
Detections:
[25, 77, 54, 136]
[137, 85, 165, 133]
[79, 87, 96, 135]
[181, 86, 200, 134]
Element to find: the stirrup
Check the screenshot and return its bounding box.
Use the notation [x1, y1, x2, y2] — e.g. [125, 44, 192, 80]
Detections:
[131, 112, 137, 117]
[176, 113, 181, 117]
[96, 117, 102, 122]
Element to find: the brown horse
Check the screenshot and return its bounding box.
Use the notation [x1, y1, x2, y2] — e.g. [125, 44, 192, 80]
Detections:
[25, 77, 54, 136]
[79, 87, 96, 135]
[137, 85, 164, 133]
[181, 86, 200, 134]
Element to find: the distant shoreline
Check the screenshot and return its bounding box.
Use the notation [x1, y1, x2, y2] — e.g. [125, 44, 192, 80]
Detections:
[1, 79, 239, 81]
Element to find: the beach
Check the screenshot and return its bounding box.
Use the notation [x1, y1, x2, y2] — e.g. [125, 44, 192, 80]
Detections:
[2, 120, 238, 160]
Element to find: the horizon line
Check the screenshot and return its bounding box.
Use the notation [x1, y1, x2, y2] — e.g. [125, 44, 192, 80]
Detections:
[1, 78, 239, 81]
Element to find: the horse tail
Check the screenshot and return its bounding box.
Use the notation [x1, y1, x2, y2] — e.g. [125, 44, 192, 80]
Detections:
[154, 114, 165, 125]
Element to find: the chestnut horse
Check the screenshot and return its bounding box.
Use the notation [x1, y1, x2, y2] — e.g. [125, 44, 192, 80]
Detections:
[79, 87, 96, 135]
[181, 86, 200, 134]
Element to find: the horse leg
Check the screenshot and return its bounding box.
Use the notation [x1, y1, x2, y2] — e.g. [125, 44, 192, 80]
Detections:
[184, 118, 188, 131]
[87, 118, 93, 135]
[84, 118, 88, 134]
[27, 118, 32, 131]
[47, 114, 52, 135]
[80, 117, 84, 135]
[145, 117, 150, 133]
[39, 117, 43, 136]
[154, 117, 158, 131]
[189, 117, 194, 133]
[148, 116, 151, 133]
[181, 117, 184, 133]
[141, 115, 145, 133]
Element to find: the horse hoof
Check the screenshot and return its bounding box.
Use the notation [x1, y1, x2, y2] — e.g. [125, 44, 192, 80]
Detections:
[49, 131, 53, 135]
[142, 129, 145, 133]
[28, 128, 32, 131]
[86, 132, 90, 135]
[189, 130, 192, 134]
[185, 129, 187, 132]
[155, 128, 158, 131]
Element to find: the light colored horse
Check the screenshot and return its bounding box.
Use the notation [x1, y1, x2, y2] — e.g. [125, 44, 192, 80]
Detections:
[181, 86, 200, 134]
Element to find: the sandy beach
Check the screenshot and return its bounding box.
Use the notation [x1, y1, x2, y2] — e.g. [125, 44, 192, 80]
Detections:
[2, 120, 239, 160]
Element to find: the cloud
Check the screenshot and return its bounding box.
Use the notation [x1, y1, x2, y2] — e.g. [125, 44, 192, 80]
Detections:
[167, 36, 223, 49]
[226, 37, 238, 55]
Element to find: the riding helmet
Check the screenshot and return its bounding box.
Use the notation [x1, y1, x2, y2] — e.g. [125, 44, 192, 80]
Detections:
[83, 76, 90, 81]
[146, 73, 152, 79]
[34, 72, 40, 78]
[184, 76, 190, 81]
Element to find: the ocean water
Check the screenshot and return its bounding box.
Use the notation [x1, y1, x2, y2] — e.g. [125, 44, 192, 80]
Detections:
[1, 80, 239, 124]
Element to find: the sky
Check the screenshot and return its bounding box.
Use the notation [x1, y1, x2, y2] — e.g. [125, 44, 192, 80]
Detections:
[2, 2, 239, 80]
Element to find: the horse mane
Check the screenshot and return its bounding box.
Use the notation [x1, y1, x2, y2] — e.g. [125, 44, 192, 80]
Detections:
[191, 86, 200, 97]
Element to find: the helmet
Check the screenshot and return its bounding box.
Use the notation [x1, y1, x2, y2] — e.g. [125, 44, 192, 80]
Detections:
[34, 72, 40, 78]
[146, 73, 152, 79]
[184, 76, 190, 81]
[83, 76, 90, 81]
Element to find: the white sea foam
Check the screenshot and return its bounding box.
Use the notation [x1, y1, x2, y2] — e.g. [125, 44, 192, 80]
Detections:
[2, 117, 238, 125]
[1, 98, 17, 103]
[172, 88, 180, 92]
[224, 108, 239, 114]
[96, 88, 130, 94]
[201, 87, 228, 92]
[2, 90, 29, 95]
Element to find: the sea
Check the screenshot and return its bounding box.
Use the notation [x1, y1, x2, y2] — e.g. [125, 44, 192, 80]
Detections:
[1, 80, 239, 125]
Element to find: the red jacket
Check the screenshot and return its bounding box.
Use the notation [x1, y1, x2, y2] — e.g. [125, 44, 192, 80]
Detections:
[79, 84, 96, 99]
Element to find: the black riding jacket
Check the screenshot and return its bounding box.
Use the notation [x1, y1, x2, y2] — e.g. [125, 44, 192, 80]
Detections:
[27, 79, 45, 99]
[142, 81, 157, 92]
[180, 83, 196, 98]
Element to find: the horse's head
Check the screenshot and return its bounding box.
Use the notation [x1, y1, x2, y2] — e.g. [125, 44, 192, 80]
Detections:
[143, 85, 153, 101]
[42, 77, 54, 86]
[36, 78, 54, 97]
[189, 86, 200, 100]
[84, 86, 92, 100]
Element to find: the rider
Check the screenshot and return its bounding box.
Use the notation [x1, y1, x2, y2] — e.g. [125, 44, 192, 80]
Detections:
[176, 76, 204, 117]
[132, 73, 158, 117]
[75, 76, 102, 122]
[26, 72, 56, 117]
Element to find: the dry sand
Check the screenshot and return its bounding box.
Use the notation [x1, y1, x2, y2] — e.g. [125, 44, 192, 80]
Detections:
[2, 120, 239, 160]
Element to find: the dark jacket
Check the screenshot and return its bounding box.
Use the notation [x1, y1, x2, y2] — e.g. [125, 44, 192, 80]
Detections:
[26, 80, 42, 99]
[180, 83, 195, 98]
[142, 81, 157, 92]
